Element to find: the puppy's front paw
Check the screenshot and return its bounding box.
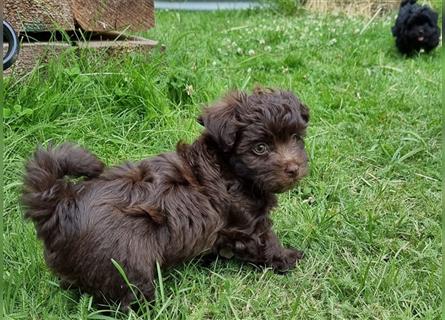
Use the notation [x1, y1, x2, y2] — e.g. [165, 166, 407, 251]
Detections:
[272, 247, 304, 273]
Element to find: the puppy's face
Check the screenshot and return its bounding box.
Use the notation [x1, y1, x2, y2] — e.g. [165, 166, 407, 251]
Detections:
[405, 8, 439, 44]
[199, 88, 309, 193]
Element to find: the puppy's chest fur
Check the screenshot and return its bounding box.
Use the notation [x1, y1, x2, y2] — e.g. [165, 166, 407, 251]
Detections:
[222, 181, 277, 233]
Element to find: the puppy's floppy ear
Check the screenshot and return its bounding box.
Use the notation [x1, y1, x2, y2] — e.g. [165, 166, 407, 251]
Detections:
[198, 91, 246, 152]
[299, 102, 310, 124]
[280, 90, 310, 125]
[252, 86, 275, 95]
[423, 8, 439, 24]
[391, 24, 399, 36]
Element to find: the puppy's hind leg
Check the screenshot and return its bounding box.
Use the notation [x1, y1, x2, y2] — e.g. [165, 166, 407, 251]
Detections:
[119, 283, 155, 312]
[118, 273, 156, 312]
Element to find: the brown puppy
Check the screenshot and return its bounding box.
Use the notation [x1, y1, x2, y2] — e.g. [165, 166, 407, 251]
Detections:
[22, 88, 310, 308]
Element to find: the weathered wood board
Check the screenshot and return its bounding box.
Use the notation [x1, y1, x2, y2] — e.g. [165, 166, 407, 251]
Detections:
[72, 0, 155, 32]
[4, 0, 74, 32]
[4, 0, 155, 33]
[76, 39, 160, 55]
[3, 42, 72, 75]
[4, 35, 161, 76]
[4, 0, 158, 75]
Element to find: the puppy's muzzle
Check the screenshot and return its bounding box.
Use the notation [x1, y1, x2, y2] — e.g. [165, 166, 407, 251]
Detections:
[285, 163, 299, 178]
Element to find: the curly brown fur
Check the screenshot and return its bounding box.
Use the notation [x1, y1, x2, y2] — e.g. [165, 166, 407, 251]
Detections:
[22, 88, 310, 308]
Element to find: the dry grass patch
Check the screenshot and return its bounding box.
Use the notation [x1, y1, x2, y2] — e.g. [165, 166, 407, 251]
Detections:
[304, 0, 437, 16]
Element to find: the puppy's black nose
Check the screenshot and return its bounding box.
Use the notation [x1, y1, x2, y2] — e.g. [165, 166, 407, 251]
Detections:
[285, 164, 299, 177]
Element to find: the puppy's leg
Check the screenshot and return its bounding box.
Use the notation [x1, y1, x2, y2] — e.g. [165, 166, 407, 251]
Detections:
[260, 229, 304, 273]
[197, 252, 219, 267]
[117, 262, 157, 311]
[120, 281, 155, 311]
[59, 278, 74, 290]
[219, 220, 303, 273]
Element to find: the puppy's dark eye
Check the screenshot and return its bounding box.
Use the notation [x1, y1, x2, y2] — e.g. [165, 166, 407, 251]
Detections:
[253, 143, 268, 155]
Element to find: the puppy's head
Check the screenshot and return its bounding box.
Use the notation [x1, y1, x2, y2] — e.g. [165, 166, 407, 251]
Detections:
[199, 88, 309, 193]
[404, 6, 440, 45]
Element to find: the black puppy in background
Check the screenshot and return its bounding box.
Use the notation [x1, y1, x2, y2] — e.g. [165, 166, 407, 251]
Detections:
[392, 0, 441, 55]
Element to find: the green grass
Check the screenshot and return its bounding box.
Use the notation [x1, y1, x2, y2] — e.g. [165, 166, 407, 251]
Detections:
[3, 8, 442, 320]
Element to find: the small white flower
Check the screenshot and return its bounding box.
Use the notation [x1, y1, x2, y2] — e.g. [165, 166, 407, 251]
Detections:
[236, 47, 243, 54]
[186, 84, 194, 96]
[248, 49, 255, 56]
[247, 68, 252, 73]
[259, 38, 266, 45]
[265, 45, 272, 52]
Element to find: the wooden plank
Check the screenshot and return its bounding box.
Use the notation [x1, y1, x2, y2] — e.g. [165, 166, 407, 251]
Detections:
[73, 30, 154, 41]
[71, 0, 155, 32]
[75, 39, 160, 55]
[4, 0, 74, 32]
[4, 35, 162, 75]
[4, 42, 72, 75]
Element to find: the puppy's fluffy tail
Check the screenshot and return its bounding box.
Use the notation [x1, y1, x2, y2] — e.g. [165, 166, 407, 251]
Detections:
[400, 0, 416, 7]
[22, 143, 104, 237]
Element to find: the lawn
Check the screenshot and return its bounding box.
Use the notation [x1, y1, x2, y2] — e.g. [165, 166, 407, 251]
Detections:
[3, 7, 442, 320]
